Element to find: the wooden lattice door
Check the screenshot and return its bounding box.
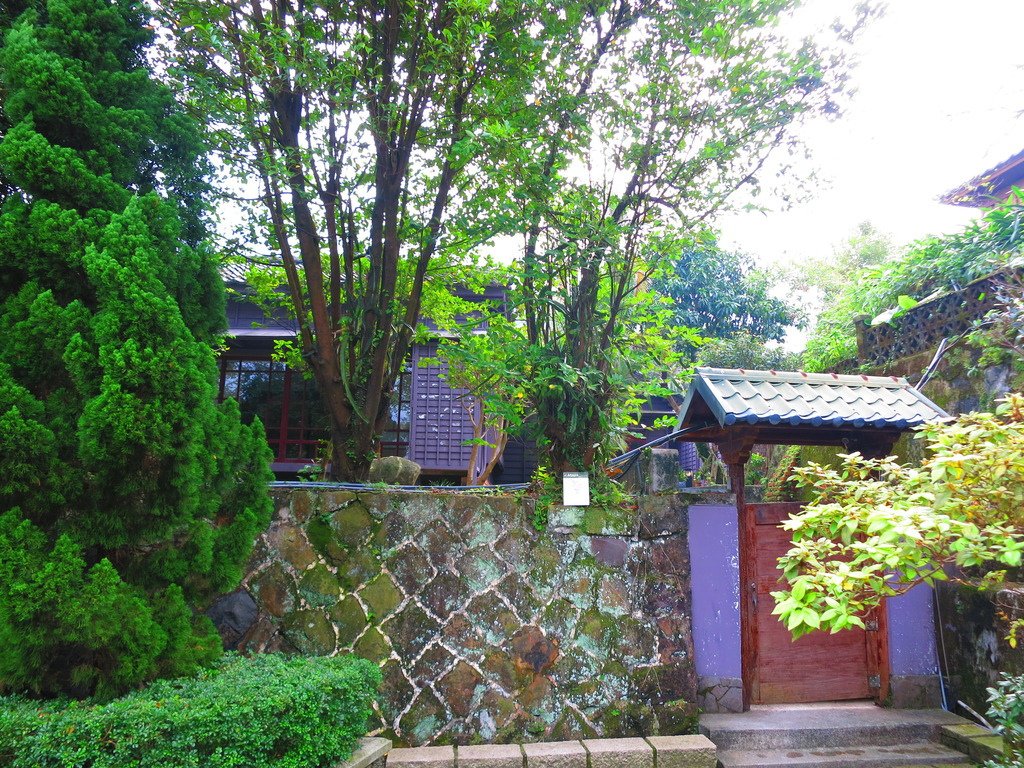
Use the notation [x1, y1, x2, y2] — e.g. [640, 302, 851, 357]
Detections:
[748, 502, 881, 705]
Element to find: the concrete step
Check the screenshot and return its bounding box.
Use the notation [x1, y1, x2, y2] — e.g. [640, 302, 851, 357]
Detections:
[700, 703, 966, 751]
[716, 741, 972, 768]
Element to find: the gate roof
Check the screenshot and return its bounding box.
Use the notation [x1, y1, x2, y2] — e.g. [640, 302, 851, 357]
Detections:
[675, 368, 949, 452]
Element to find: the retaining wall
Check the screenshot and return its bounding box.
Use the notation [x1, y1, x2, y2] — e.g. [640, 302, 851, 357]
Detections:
[223, 488, 720, 746]
[936, 581, 1024, 716]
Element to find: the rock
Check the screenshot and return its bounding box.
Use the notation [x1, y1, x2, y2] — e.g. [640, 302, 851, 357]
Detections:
[330, 595, 368, 647]
[360, 573, 403, 619]
[639, 495, 688, 539]
[590, 536, 630, 568]
[369, 456, 422, 485]
[267, 522, 317, 571]
[251, 562, 298, 618]
[354, 626, 392, 663]
[206, 589, 258, 650]
[282, 609, 337, 655]
[399, 688, 448, 746]
[385, 603, 441, 662]
[437, 660, 485, 717]
[511, 625, 559, 675]
[421, 571, 470, 619]
[379, 659, 416, 723]
[299, 563, 342, 607]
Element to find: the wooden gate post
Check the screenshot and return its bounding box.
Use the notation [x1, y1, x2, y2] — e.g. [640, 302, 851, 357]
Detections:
[719, 435, 756, 711]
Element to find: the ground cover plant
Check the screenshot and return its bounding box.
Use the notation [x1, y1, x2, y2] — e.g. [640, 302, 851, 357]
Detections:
[0, 0, 272, 699]
[0, 654, 381, 768]
[771, 392, 1024, 637]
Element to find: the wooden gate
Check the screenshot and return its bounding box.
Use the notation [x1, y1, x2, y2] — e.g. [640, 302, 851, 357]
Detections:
[745, 502, 886, 705]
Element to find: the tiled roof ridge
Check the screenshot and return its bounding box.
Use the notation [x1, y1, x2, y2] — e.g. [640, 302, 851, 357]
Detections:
[940, 147, 1024, 206]
[695, 367, 910, 389]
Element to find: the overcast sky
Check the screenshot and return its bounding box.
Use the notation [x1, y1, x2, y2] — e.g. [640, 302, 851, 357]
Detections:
[717, 0, 1024, 268]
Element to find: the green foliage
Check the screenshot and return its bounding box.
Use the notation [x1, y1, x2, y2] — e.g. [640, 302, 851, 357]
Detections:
[972, 262, 1024, 366]
[655, 242, 799, 347]
[763, 445, 802, 502]
[0, 654, 381, 768]
[772, 393, 1024, 638]
[163, 0, 858, 479]
[434, 314, 531, 485]
[697, 331, 803, 371]
[0, 0, 272, 698]
[804, 204, 1024, 372]
[984, 674, 1024, 767]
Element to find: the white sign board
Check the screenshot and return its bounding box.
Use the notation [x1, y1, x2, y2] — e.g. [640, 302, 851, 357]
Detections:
[562, 472, 590, 506]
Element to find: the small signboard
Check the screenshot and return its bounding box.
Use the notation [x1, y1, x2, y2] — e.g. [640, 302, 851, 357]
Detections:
[562, 472, 590, 506]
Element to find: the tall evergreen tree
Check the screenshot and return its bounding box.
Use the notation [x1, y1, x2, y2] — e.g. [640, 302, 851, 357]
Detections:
[0, 0, 272, 699]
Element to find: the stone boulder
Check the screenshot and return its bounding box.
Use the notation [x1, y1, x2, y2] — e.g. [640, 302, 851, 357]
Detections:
[369, 456, 421, 485]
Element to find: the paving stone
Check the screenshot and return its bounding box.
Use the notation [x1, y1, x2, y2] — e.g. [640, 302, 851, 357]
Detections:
[388, 745, 455, 768]
[456, 743, 524, 768]
[645, 736, 717, 768]
[582, 738, 654, 768]
[521, 741, 588, 768]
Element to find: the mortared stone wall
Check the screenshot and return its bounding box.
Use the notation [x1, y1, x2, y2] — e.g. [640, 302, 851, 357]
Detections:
[222, 488, 702, 746]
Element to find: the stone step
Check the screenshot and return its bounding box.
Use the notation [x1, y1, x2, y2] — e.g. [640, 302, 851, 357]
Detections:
[700, 705, 966, 751]
[716, 741, 972, 768]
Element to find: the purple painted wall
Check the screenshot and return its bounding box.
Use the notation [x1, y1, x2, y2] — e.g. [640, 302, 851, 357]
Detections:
[688, 503, 741, 678]
[887, 583, 939, 676]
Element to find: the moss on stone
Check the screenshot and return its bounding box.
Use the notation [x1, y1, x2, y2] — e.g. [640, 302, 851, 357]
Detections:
[298, 563, 342, 607]
[337, 548, 382, 592]
[582, 504, 636, 536]
[360, 573, 403, 620]
[307, 515, 348, 564]
[281, 609, 336, 655]
[329, 595, 368, 647]
[330, 502, 373, 550]
[353, 626, 391, 663]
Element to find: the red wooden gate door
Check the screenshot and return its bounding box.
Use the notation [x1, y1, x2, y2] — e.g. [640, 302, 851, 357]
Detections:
[749, 503, 881, 705]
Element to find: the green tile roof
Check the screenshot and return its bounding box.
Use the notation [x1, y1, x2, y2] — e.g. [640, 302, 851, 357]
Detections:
[677, 367, 949, 431]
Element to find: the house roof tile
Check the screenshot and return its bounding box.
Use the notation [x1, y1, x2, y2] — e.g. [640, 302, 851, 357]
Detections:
[677, 367, 949, 432]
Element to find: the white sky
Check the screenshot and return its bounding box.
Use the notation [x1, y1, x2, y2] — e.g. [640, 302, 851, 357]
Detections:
[717, 0, 1024, 268]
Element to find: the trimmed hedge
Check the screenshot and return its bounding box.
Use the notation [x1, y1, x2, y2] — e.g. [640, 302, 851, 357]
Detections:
[0, 653, 381, 768]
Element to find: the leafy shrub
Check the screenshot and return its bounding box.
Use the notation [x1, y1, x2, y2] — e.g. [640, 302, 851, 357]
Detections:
[985, 673, 1024, 767]
[804, 199, 1024, 372]
[772, 393, 1024, 637]
[0, 654, 381, 768]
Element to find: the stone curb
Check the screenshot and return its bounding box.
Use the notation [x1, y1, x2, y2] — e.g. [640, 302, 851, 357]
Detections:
[939, 722, 1005, 763]
[384, 737, 716, 768]
[344, 737, 393, 768]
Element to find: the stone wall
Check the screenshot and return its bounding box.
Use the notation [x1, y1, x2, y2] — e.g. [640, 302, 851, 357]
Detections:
[226, 488, 700, 746]
[936, 581, 1024, 716]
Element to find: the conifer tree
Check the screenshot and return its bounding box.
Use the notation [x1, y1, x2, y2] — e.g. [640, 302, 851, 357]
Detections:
[0, 0, 273, 699]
